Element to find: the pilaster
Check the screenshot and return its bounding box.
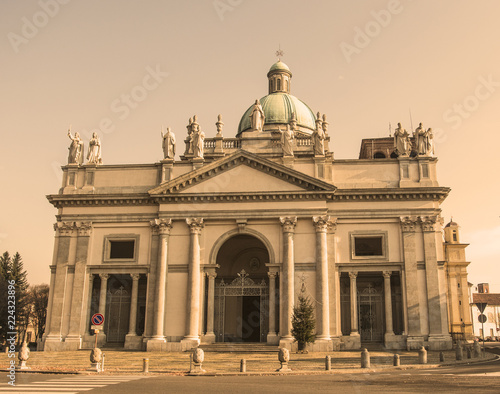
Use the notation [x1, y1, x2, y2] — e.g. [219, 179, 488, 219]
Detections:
[279, 216, 296, 346]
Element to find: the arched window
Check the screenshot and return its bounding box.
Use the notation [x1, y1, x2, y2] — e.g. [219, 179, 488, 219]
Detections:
[277, 79, 281, 90]
[373, 152, 386, 159]
[269, 80, 273, 92]
[285, 79, 288, 91]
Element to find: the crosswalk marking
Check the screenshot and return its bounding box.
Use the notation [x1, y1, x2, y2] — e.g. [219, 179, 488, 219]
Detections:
[0, 375, 146, 393]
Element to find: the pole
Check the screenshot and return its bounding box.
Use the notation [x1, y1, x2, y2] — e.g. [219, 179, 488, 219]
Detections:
[482, 319, 485, 357]
[94, 330, 98, 349]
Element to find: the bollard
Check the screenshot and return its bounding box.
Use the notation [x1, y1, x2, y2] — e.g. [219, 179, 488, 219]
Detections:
[393, 354, 400, 367]
[143, 358, 149, 373]
[101, 353, 105, 372]
[455, 345, 463, 361]
[473, 341, 481, 358]
[16, 342, 30, 370]
[276, 348, 292, 372]
[466, 347, 472, 359]
[361, 348, 370, 368]
[325, 355, 331, 371]
[418, 346, 427, 364]
[189, 348, 206, 375]
[240, 359, 246, 373]
[439, 352, 444, 362]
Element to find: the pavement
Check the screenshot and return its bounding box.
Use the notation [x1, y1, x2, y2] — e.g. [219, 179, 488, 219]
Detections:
[0, 346, 497, 376]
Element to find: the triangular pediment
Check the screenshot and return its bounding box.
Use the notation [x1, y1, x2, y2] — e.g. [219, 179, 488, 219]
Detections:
[149, 150, 336, 196]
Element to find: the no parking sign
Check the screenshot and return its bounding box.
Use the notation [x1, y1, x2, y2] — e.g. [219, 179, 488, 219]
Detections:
[91, 313, 104, 330]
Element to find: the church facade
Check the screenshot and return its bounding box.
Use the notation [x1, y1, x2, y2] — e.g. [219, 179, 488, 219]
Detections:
[43, 60, 471, 352]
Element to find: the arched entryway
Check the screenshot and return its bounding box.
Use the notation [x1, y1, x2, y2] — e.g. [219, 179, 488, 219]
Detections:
[209, 234, 277, 343]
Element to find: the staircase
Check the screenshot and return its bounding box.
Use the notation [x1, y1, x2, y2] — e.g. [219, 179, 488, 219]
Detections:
[200, 343, 279, 353]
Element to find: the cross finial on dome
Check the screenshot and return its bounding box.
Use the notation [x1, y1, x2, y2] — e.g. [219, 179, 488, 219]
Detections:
[275, 44, 284, 60]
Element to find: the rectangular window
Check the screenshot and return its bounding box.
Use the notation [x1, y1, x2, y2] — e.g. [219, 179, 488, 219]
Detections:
[109, 240, 135, 259]
[354, 236, 383, 256]
[103, 234, 139, 263]
[453, 232, 457, 242]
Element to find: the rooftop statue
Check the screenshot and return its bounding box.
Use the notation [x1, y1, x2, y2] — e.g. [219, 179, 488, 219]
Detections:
[312, 113, 325, 156]
[87, 132, 102, 164]
[394, 123, 411, 156]
[67, 125, 84, 165]
[216, 114, 224, 137]
[415, 123, 434, 156]
[249, 99, 265, 131]
[161, 126, 176, 160]
[191, 118, 205, 159]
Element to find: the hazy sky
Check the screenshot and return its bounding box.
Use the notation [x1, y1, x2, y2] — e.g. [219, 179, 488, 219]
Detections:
[1, 0, 499, 290]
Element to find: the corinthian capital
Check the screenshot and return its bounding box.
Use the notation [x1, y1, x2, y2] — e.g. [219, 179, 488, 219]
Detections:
[151, 218, 173, 235]
[279, 216, 297, 233]
[312, 215, 337, 233]
[186, 218, 204, 234]
[420, 215, 437, 232]
[53, 221, 76, 236]
[76, 221, 92, 236]
[400, 216, 417, 233]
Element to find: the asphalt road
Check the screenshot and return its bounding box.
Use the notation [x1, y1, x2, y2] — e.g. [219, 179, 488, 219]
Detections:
[2, 345, 500, 393]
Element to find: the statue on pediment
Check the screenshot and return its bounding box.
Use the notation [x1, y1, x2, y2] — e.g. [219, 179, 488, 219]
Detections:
[87, 132, 102, 164]
[250, 99, 265, 131]
[192, 119, 205, 159]
[415, 123, 434, 156]
[279, 124, 294, 157]
[67, 126, 84, 165]
[161, 126, 176, 159]
[394, 123, 411, 156]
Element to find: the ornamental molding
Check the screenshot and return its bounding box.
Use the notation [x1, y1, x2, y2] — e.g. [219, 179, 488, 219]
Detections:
[279, 216, 297, 233]
[150, 218, 173, 235]
[54, 221, 76, 236]
[186, 217, 204, 234]
[420, 215, 438, 232]
[400, 216, 418, 233]
[76, 221, 92, 236]
[148, 150, 336, 196]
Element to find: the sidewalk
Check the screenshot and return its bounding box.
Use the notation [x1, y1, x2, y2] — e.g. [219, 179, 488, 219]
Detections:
[1, 349, 496, 375]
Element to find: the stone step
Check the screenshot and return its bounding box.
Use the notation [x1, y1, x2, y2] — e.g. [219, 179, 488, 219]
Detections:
[200, 343, 279, 353]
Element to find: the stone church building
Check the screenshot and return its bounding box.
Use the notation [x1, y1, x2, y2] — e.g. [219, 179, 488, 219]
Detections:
[43, 60, 472, 352]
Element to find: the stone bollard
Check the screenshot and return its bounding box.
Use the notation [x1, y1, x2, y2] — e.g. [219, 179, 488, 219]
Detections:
[439, 352, 444, 362]
[418, 346, 427, 364]
[16, 342, 30, 370]
[361, 348, 370, 368]
[325, 355, 331, 371]
[393, 354, 400, 367]
[455, 345, 463, 361]
[473, 341, 481, 358]
[143, 358, 149, 373]
[240, 359, 246, 373]
[276, 348, 292, 372]
[189, 348, 206, 375]
[466, 347, 472, 359]
[89, 348, 102, 372]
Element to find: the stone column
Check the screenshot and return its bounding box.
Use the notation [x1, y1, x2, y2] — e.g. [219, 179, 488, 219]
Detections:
[383, 271, 394, 337]
[98, 274, 109, 315]
[349, 271, 359, 335]
[182, 218, 204, 348]
[43, 265, 57, 341]
[400, 216, 423, 349]
[128, 274, 140, 335]
[421, 216, 452, 349]
[448, 272, 460, 335]
[267, 271, 279, 344]
[205, 271, 217, 343]
[279, 217, 296, 343]
[147, 219, 172, 351]
[84, 274, 94, 336]
[313, 216, 331, 342]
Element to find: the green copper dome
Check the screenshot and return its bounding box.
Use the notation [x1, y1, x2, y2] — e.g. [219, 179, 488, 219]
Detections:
[237, 93, 316, 135]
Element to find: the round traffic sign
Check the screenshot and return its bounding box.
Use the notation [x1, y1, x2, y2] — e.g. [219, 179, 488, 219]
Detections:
[478, 314, 487, 323]
[91, 313, 104, 325]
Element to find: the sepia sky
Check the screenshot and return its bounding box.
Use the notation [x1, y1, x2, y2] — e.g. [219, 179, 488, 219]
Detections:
[1, 0, 499, 290]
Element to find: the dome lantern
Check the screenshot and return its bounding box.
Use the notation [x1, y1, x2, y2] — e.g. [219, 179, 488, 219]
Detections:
[267, 60, 292, 94]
